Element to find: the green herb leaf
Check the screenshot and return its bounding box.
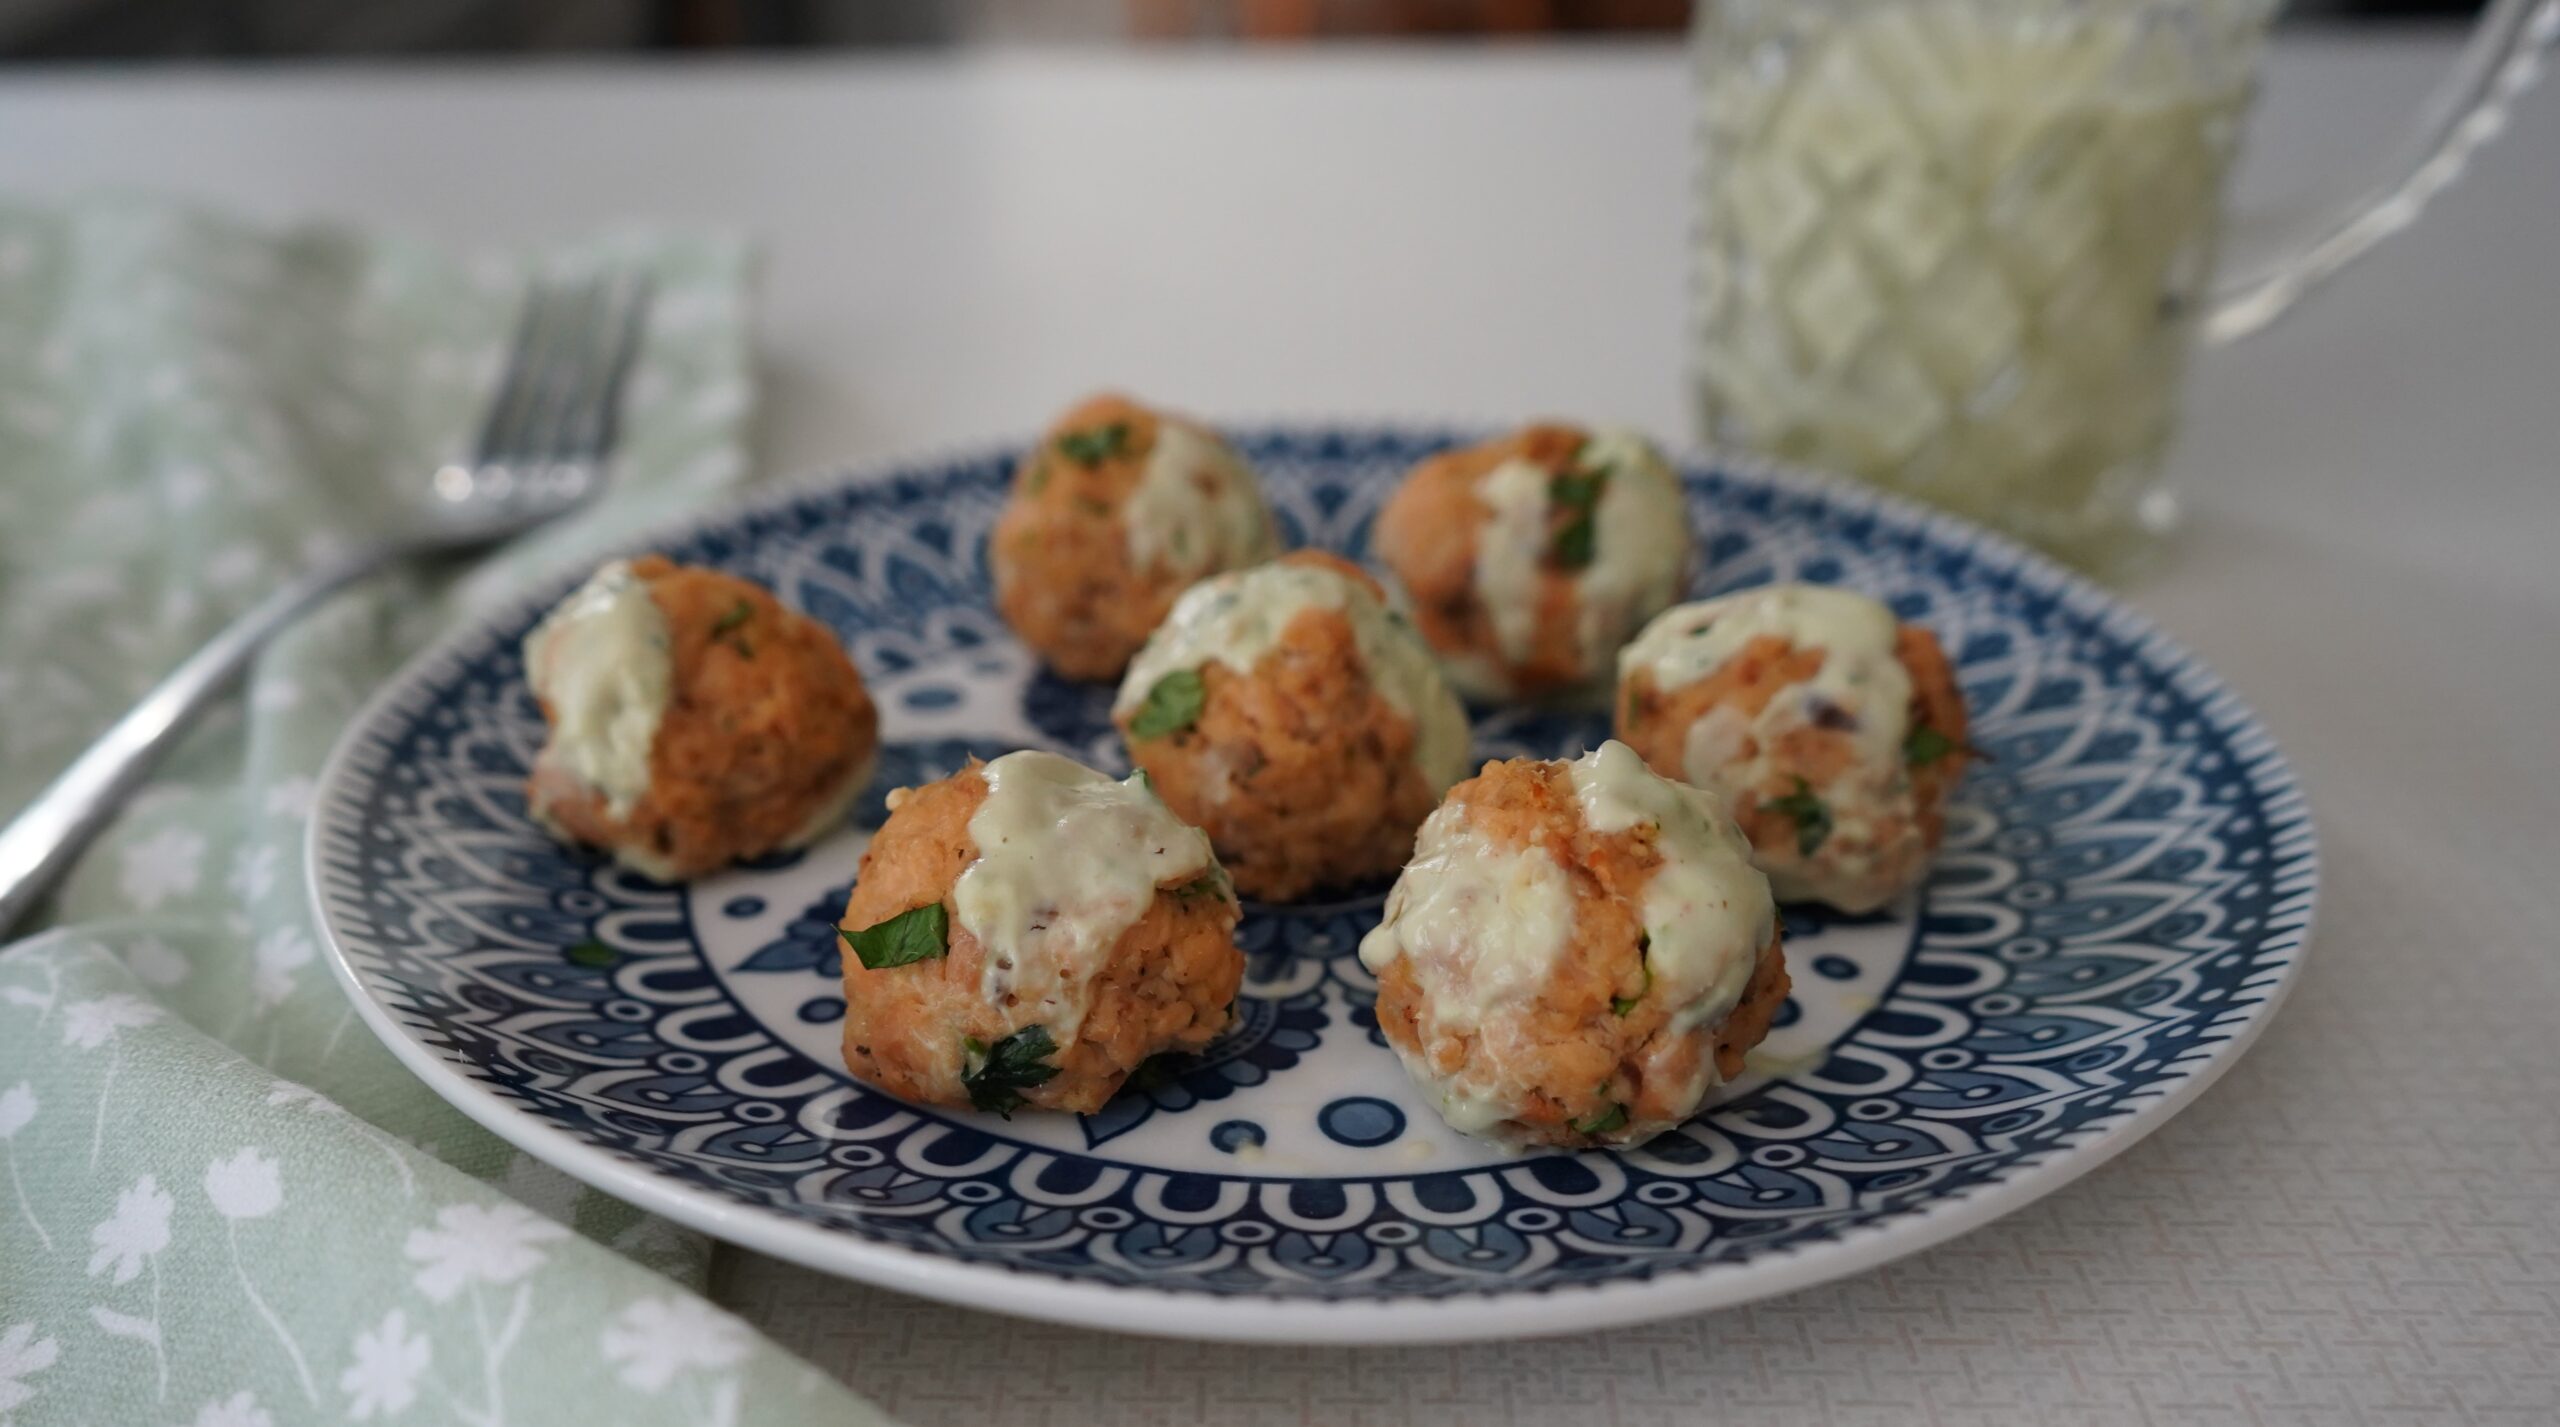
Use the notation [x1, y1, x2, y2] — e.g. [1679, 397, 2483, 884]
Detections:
[1127, 669, 1206, 740]
[1549, 471, 1605, 510]
[709, 598, 756, 658]
[1904, 725, 1953, 765]
[1573, 1103, 1629, 1137]
[963, 1024, 1061, 1117]
[839, 903, 949, 971]
[565, 939, 618, 968]
[1611, 940, 1653, 1017]
[1551, 515, 1596, 570]
[1548, 469, 1606, 570]
[1172, 870, 1230, 903]
[1024, 456, 1051, 494]
[1055, 422, 1131, 467]
[1763, 776, 1834, 856]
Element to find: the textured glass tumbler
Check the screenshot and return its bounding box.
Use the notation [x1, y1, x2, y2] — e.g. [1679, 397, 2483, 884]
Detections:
[1690, 0, 2559, 575]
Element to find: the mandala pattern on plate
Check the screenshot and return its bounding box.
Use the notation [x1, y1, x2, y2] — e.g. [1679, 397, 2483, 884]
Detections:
[313, 428, 2314, 1300]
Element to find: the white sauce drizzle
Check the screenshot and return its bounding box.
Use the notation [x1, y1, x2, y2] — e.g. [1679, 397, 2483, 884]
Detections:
[1566, 741, 1773, 1040]
[1470, 457, 1553, 669]
[1463, 430, 1693, 693]
[1357, 742, 1778, 1145]
[1115, 561, 1472, 792]
[953, 751, 1215, 1046]
[523, 559, 673, 821]
[1356, 798, 1576, 1138]
[1619, 583, 1918, 909]
[1572, 432, 1691, 673]
[1121, 420, 1279, 580]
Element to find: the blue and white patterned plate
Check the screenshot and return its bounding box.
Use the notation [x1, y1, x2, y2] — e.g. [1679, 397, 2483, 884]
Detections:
[308, 426, 2315, 1343]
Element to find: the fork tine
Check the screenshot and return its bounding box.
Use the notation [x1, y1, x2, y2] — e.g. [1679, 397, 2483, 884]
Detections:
[470, 279, 565, 466]
[504, 276, 603, 466]
[549, 272, 652, 463]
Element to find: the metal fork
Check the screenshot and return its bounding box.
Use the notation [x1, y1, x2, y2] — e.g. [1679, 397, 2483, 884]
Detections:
[0, 273, 652, 936]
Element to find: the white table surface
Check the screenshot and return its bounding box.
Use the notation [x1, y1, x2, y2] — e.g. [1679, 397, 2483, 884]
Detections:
[6, 32, 2557, 1425]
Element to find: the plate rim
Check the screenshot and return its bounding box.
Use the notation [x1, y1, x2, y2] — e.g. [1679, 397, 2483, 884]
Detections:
[306, 424, 2317, 1345]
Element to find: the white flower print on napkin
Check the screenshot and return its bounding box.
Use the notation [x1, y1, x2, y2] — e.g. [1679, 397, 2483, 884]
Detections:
[599, 1296, 750, 1391]
[406, 1201, 568, 1426]
[601, 1297, 747, 1426]
[202, 1149, 314, 1404]
[185, 1388, 274, 1427]
[248, 927, 312, 1013]
[262, 776, 315, 820]
[339, 1308, 430, 1421]
[62, 993, 164, 1168]
[61, 992, 160, 1051]
[118, 824, 206, 911]
[88, 1173, 172, 1282]
[86, 1174, 174, 1398]
[203, 1148, 282, 1221]
[403, 1202, 567, 1303]
[0, 1323, 59, 1419]
[226, 845, 279, 906]
[0, 1082, 47, 1252]
[0, 1084, 34, 1140]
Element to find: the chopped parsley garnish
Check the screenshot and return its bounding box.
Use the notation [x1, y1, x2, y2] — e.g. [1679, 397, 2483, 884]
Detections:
[1173, 869, 1231, 903]
[565, 939, 618, 968]
[1904, 725, 1990, 765]
[1547, 467, 1607, 570]
[1055, 421, 1131, 467]
[1904, 725, 1954, 765]
[838, 902, 949, 971]
[1612, 938, 1653, 1017]
[1127, 669, 1206, 740]
[1549, 471, 1605, 509]
[963, 1025, 1060, 1117]
[710, 599, 755, 657]
[1573, 1104, 1629, 1137]
[1023, 456, 1051, 494]
[1764, 777, 1834, 856]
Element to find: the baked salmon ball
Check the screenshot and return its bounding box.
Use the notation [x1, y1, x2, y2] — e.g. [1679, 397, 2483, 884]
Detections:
[1373, 424, 1692, 701]
[525, 555, 878, 881]
[1114, 551, 1472, 903]
[837, 750, 1245, 1116]
[1615, 583, 1971, 913]
[991, 393, 1282, 681]
[1359, 741, 1786, 1151]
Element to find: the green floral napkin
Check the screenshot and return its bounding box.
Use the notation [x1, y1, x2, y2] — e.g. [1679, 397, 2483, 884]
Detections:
[0, 200, 894, 1427]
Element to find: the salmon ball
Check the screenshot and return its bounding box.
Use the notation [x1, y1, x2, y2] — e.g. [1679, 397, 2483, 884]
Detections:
[1615, 583, 1971, 913]
[991, 393, 1282, 681]
[1114, 551, 1472, 903]
[838, 750, 1245, 1116]
[1359, 741, 1786, 1151]
[525, 555, 878, 881]
[1373, 424, 1692, 701]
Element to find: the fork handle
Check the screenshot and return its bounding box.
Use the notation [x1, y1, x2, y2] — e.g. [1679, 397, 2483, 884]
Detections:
[0, 540, 395, 938]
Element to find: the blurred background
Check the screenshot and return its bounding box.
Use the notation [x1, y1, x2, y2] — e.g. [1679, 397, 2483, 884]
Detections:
[0, 0, 2477, 58]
